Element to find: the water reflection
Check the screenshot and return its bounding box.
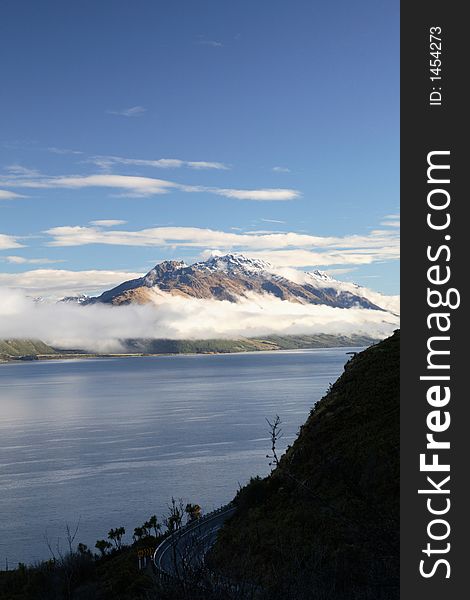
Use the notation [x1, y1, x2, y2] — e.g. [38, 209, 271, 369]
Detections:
[0, 348, 358, 565]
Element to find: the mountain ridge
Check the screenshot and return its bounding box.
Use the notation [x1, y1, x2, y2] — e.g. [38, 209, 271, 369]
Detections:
[83, 253, 397, 313]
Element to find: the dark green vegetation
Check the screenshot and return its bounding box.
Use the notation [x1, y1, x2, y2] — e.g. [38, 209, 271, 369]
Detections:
[0, 539, 151, 599]
[0, 543, 154, 600]
[211, 330, 399, 599]
[0, 511, 180, 600]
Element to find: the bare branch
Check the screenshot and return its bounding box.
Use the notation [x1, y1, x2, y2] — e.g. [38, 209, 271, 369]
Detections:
[266, 414, 283, 469]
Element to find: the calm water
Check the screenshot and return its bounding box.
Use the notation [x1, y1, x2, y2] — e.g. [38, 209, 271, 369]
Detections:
[0, 348, 359, 566]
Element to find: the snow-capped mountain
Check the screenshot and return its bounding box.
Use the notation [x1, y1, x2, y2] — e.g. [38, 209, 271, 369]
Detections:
[307, 270, 335, 283]
[85, 253, 398, 314]
[196, 254, 274, 275]
[58, 294, 91, 305]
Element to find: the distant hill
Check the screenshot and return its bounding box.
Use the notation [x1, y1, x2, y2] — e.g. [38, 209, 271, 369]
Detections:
[211, 331, 399, 599]
[0, 339, 56, 360]
[1, 335, 378, 363]
[121, 333, 378, 354]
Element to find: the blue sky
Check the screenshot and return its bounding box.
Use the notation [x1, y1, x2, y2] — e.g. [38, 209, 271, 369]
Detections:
[0, 0, 399, 296]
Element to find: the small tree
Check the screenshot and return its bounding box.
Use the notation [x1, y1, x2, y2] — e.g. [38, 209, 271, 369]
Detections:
[265, 413, 316, 497]
[108, 529, 116, 547]
[108, 526, 125, 549]
[95, 539, 112, 556]
[185, 503, 202, 523]
[116, 526, 125, 547]
[147, 515, 161, 537]
[141, 521, 151, 537]
[133, 526, 144, 542]
[77, 542, 91, 556]
[164, 497, 184, 533]
[266, 414, 283, 469]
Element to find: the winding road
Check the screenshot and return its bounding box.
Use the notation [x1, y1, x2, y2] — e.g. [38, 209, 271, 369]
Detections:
[153, 505, 236, 579]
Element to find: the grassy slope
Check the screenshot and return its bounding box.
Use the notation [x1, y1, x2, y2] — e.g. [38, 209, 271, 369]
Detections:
[0, 339, 56, 358]
[211, 330, 399, 600]
[1, 334, 378, 361]
[122, 333, 378, 354]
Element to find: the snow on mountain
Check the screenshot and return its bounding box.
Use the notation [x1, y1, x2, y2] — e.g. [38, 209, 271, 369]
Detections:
[196, 253, 273, 275]
[58, 294, 92, 305]
[143, 260, 187, 286]
[307, 270, 335, 283]
[86, 253, 399, 316]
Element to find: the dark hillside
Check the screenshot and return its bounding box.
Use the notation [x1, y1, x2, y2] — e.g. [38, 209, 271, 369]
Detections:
[211, 331, 399, 600]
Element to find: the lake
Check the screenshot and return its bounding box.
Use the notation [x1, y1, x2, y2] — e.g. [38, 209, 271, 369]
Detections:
[0, 348, 360, 566]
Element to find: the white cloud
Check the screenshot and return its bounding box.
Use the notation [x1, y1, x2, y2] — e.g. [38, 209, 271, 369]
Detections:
[0, 287, 399, 352]
[42, 225, 318, 248]
[106, 105, 147, 117]
[0, 173, 300, 201]
[0, 190, 25, 200]
[380, 219, 400, 228]
[242, 247, 399, 267]
[189, 161, 228, 170]
[214, 188, 299, 201]
[5, 174, 176, 196]
[39, 224, 400, 271]
[246, 230, 286, 235]
[0, 269, 141, 297]
[380, 214, 400, 228]
[5, 165, 41, 177]
[90, 155, 229, 171]
[272, 166, 291, 173]
[324, 267, 357, 276]
[1, 256, 64, 265]
[0, 233, 24, 249]
[89, 219, 127, 227]
[47, 147, 84, 155]
[261, 218, 286, 224]
[43, 224, 399, 267]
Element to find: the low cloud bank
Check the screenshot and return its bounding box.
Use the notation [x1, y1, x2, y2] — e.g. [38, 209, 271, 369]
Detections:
[0, 288, 399, 352]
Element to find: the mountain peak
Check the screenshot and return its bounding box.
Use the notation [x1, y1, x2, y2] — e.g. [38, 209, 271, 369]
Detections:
[308, 269, 335, 283]
[59, 294, 91, 304]
[198, 253, 273, 274]
[155, 260, 187, 271]
[144, 260, 187, 285]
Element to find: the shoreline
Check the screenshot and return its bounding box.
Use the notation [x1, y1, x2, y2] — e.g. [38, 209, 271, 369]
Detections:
[0, 343, 371, 365]
[0, 333, 383, 364]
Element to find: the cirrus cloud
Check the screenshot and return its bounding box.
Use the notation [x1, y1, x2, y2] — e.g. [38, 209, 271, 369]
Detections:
[0, 233, 24, 249]
[0, 173, 299, 201]
[214, 188, 299, 201]
[89, 219, 127, 227]
[0, 189, 25, 200]
[1, 256, 64, 265]
[106, 105, 147, 117]
[89, 155, 229, 171]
